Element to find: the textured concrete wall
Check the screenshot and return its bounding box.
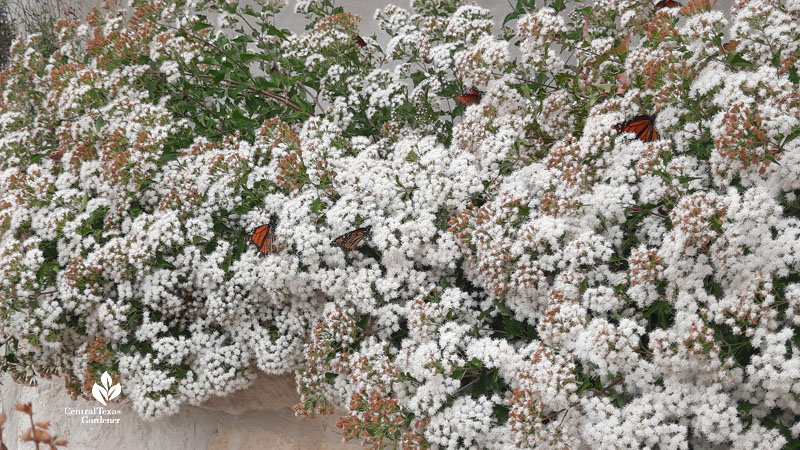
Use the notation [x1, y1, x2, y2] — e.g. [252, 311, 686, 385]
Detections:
[1, 373, 363, 450]
[274, 0, 508, 34]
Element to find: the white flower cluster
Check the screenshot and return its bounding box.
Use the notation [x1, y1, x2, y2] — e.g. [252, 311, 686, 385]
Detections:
[1, 0, 799, 447]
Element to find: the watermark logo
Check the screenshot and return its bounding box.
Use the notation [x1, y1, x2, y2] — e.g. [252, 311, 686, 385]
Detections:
[91, 372, 121, 406]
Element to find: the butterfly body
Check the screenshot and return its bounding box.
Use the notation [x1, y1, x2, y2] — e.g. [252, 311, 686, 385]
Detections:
[250, 220, 277, 255]
[455, 87, 482, 107]
[615, 114, 659, 142]
[354, 35, 366, 48]
[655, 0, 682, 7]
[331, 225, 372, 251]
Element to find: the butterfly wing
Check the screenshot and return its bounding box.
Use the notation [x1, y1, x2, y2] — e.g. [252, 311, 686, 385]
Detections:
[354, 35, 366, 48]
[655, 0, 682, 7]
[629, 116, 651, 141]
[634, 115, 658, 142]
[331, 226, 371, 251]
[455, 94, 477, 106]
[616, 115, 659, 143]
[722, 40, 739, 53]
[250, 222, 276, 255]
[455, 87, 482, 107]
[643, 120, 659, 142]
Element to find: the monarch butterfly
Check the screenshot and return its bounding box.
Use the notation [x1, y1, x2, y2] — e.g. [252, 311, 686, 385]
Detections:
[615, 114, 659, 142]
[655, 0, 682, 7]
[455, 87, 481, 107]
[250, 220, 277, 255]
[354, 35, 367, 48]
[722, 40, 740, 53]
[331, 225, 371, 251]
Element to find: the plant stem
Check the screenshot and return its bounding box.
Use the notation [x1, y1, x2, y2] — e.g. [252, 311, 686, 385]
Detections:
[27, 411, 40, 450]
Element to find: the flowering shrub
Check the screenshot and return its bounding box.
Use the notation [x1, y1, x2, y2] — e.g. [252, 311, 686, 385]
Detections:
[1, 0, 799, 448]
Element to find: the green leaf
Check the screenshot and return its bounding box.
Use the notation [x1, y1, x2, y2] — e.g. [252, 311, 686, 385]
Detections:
[243, 4, 259, 17]
[517, 82, 531, 99]
[643, 299, 674, 330]
[495, 301, 513, 317]
[411, 71, 426, 87]
[265, 25, 287, 39]
[502, 316, 525, 339]
[211, 69, 225, 84]
[78, 207, 108, 236]
[168, 365, 190, 379]
[153, 253, 175, 269]
[231, 107, 250, 122]
[782, 127, 800, 148]
[254, 77, 280, 90]
[738, 401, 756, 415]
[761, 152, 780, 165]
[564, 29, 582, 41]
[213, 217, 234, 234]
[652, 169, 672, 183]
[192, 21, 212, 32]
[222, 1, 237, 14]
[477, 306, 494, 321]
[493, 404, 510, 424]
[311, 198, 327, 214]
[36, 260, 59, 284]
[728, 53, 755, 68]
[129, 202, 143, 219]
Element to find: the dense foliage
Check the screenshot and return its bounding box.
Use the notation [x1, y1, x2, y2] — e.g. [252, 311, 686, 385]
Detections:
[1, 0, 799, 448]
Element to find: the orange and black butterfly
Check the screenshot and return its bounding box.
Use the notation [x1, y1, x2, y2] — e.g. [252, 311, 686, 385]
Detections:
[354, 35, 367, 48]
[455, 87, 481, 107]
[722, 40, 740, 53]
[655, 0, 682, 8]
[615, 114, 659, 142]
[331, 225, 371, 251]
[250, 220, 277, 255]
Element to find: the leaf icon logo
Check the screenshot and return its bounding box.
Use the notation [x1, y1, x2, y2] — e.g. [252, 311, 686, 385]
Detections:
[91, 371, 121, 406]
